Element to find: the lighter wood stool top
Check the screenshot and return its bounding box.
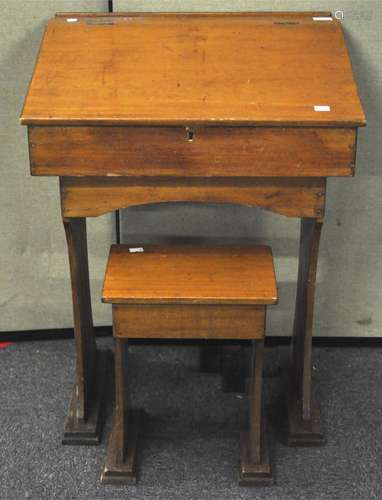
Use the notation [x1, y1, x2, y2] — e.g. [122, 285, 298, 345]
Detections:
[103, 244, 277, 305]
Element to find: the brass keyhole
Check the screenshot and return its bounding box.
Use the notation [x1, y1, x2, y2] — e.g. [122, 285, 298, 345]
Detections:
[186, 127, 194, 142]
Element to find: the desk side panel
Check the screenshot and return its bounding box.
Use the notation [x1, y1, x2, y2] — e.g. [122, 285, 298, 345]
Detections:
[29, 126, 356, 177]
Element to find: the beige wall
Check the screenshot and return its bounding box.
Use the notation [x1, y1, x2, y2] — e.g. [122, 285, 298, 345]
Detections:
[1, 1, 381, 337]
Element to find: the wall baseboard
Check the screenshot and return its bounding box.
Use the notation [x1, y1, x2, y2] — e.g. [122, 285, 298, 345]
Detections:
[1, 327, 382, 347]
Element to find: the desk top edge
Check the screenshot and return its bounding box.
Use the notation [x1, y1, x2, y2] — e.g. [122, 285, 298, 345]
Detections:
[54, 11, 333, 18]
[20, 118, 366, 127]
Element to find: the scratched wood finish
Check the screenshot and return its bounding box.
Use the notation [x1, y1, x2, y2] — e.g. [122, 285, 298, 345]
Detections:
[20, 13, 365, 127]
[29, 126, 356, 177]
[60, 176, 326, 219]
[102, 244, 278, 305]
[113, 304, 265, 340]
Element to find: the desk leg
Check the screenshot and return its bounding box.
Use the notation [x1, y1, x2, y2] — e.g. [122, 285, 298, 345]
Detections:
[288, 218, 324, 446]
[62, 217, 110, 445]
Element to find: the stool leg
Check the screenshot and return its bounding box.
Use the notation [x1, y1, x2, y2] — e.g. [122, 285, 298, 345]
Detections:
[249, 340, 263, 464]
[101, 339, 143, 485]
[114, 338, 129, 464]
[239, 339, 272, 485]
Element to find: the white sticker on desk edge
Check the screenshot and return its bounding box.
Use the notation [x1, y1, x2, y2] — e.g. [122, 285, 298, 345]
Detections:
[67, 18, 78, 23]
[314, 105, 331, 112]
[129, 247, 144, 253]
[312, 17, 333, 21]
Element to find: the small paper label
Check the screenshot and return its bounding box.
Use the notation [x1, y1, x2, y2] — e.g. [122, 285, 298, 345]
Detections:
[129, 247, 144, 253]
[314, 105, 331, 112]
[312, 16, 333, 22]
[67, 18, 78, 23]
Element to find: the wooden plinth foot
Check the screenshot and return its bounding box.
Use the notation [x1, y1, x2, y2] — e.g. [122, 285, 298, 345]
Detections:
[62, 349, 111, 445]
[239, 412, 272, 486]
[101, 409, 145, 485]
[287, 393, 325, 447]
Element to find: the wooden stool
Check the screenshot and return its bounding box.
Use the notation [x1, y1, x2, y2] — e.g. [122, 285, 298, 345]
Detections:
[100, 244, 277, 485]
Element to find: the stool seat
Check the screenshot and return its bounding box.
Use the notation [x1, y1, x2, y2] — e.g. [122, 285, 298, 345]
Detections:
[102, 244, 277, 305]
[102, 244, 277, 340]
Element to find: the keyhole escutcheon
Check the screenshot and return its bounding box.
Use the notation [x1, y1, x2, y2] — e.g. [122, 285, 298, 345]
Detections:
[186, 127, 194, 142]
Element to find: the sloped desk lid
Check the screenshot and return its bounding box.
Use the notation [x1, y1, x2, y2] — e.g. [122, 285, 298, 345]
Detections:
[20, 12, 366, 127]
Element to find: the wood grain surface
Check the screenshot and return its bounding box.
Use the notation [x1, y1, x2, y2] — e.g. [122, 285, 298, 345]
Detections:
[113, 304, 266, 340]
[29, 126, 356, 177]
[102, 244, 278, 305]
[59, 176, 326, 219]
[20, 12, 365, 127]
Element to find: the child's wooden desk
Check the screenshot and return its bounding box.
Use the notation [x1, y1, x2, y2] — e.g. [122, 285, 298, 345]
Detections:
[20, 11, 365, 446]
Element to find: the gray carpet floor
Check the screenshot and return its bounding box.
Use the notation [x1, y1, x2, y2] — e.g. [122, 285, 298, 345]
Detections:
[0, 338, 381, 500]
